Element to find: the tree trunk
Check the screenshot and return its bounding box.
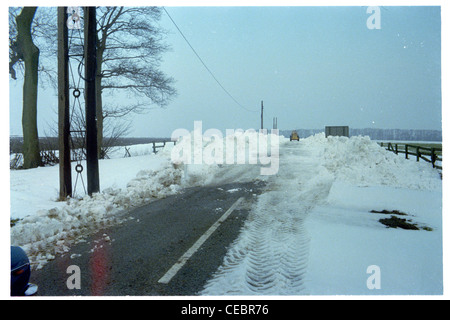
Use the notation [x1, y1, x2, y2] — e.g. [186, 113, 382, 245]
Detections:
[16, 7, 42, 169]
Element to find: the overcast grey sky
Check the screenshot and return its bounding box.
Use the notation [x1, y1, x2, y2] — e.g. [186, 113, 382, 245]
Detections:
[8, 5, 442, 138]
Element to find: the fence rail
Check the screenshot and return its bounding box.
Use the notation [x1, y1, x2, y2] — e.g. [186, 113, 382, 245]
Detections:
[10, 139, 177, 169]
[379, 142, 442, 170]
[151, 140, 176, 153]
[123, 140, 176, 157]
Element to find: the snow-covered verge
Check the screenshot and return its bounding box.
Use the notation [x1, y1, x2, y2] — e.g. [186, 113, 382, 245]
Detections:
[9, 132, 443, 295]
[201, 133, 442, 295]
[305, 182, 442, 295]
[303, 135, 442, 296]
[10, 143, 173, 220]
[10, 145, 185, 269]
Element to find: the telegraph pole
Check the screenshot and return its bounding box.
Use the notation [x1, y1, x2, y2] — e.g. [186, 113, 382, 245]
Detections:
[260, 100, 264, 130]
[84, 7, 100, 195]
[57, 7, 72, 199]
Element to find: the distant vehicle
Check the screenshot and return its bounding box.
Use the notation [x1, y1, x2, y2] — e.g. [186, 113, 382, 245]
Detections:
[290, 131, 299, 141]
[11, 246, 38, 296]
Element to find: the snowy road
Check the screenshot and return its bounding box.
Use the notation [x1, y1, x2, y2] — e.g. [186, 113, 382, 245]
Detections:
[30, 181, 265, 296]
[201, 142, 332, 295]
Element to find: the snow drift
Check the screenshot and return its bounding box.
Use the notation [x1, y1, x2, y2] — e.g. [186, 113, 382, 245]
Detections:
[201, 133, 442, 295]
[10, 158, 184, 269]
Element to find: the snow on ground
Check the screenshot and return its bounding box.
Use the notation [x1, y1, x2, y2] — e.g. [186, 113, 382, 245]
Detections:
[10, 144, 172, 219]
[201, 133, 442, 295]
[302, 135, 442, 296]
[9, 133, 443, 295]
[10, 143, 184, 269]
[305, 183, 442, 295]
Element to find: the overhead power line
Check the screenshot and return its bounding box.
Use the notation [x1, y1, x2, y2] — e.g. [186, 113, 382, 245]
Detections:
[163, 7, 258, 113]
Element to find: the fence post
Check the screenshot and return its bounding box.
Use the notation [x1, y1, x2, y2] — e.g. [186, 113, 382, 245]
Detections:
[395, 144, 398, 155]
[416, 147, 420, 162]
[405, 145, 408, 159]
[431, 148, 436, 168]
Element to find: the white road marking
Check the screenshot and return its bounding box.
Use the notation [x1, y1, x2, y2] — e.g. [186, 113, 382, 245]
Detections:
[158, 197, 245, 284]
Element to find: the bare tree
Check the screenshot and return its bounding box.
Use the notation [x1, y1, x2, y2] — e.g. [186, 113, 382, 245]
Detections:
[48, 99, 132, 160]
[10, 6, 176, 163]
[95, 6, 176, 155]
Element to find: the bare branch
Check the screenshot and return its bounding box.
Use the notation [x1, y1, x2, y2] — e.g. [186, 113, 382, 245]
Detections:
[95, 6, 176, 110]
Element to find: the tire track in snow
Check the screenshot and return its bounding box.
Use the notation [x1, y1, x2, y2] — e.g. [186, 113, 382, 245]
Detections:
[201, 142, 334, 295]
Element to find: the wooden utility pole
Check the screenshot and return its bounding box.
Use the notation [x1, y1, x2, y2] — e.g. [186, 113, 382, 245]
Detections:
[260, 100, 264, 130]
[57, 7, 72, 199]
[84, 7, 100, 195]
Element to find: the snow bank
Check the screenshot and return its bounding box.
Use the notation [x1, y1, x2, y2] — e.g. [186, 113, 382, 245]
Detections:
[10, 147, 184, 270]
[173, 129, 285, 185]
[301, 134, 442, 294]
[201, 133, 442, 295]
[303, 133, 441, 190]
[9, 144, 172, 220]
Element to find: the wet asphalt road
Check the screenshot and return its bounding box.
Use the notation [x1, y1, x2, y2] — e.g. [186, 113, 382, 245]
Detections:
[30, 180, 265, 296]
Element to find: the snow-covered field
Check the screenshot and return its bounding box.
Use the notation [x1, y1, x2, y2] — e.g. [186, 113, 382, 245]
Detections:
[8, 132, 444, 295]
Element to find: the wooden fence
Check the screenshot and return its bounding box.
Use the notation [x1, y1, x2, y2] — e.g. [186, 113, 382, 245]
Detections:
[379, 142, 442, 170]
[123, 140, 176, 157]
[10, 139, 177, 168]
[151, 140, 176, 153]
